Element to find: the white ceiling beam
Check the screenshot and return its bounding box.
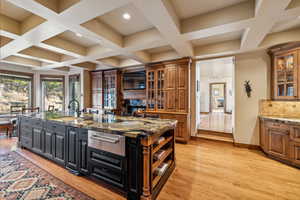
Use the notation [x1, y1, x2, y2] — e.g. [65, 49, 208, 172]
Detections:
[241, 0, 292, 50]
[131, 0, 194, 57]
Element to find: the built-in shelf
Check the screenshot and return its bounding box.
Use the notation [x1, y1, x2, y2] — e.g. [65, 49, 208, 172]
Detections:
[152, 159, 173, 188]
[152, 148, 173, 173]
[153, 136, 173, 154]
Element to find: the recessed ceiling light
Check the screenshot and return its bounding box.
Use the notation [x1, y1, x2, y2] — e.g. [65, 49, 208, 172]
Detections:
[123, 13, 131, 20]
[76, 33, 82, 37]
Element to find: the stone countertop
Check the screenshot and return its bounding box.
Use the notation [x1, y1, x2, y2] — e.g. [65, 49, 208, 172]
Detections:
[259, 115, 300, 124]
[22, 112, 177, 137]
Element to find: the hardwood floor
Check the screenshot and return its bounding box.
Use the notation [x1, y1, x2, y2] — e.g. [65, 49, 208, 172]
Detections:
[198, 112, 232, 133]
[1, 137, 300, 200]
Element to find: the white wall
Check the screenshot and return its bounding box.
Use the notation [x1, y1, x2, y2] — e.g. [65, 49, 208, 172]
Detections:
[234, 50, 270, 145]
[197, 57, 234, 113]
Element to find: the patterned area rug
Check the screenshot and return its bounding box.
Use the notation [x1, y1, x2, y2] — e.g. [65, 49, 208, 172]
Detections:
[0, 152, 93, 200]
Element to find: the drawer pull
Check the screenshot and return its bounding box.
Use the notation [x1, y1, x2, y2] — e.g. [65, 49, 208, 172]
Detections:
[91, 135, 119, 143]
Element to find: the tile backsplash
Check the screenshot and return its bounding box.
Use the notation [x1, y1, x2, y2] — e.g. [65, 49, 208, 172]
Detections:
[259, 100, 300, 117]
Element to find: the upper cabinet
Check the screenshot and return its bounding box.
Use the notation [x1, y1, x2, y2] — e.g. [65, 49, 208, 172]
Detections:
[146, 58, 190, 113]
[269, 43, 300, 100]
[91, 70, 121, 111]
[91, 71, 103, 108]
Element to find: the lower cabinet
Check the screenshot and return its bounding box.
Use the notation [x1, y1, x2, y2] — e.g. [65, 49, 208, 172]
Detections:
[159, 113, 190, 143]
[66, 127, 78, 170]
[52, 131, 66, 166]
[44, 130, 53, 159]
[32, 128, 43, 154]
[265, 128, 289, 160]
[260, 119, 300, 168]
[88, 147, 126, 190]
[78, 129, 89, 175]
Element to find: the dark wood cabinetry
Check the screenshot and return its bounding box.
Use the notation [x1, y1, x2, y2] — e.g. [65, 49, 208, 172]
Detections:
[146, 58, 191, 143]
[66, 127, 78, 170]
[260, 118, 300, 168]
[19, 117, 89, 174]
[269, 43, 300, 100]
[78, 129, 89, 175]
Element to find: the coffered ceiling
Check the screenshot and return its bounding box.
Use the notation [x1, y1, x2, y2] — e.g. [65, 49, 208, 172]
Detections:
[0, 0, 300, 71]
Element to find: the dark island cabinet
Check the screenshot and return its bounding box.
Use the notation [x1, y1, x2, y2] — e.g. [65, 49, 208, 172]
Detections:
[77, 128, 89, 175]
[66, 127, 78, 170]
[32, 127, 43, 154]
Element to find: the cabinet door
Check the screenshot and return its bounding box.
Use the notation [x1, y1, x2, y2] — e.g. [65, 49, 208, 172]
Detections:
[290, 142, 300, 166]
[165, 66, 176, 111]
[266, 128, 289, 160]
[146, 70, 156, 111]
[66, 127, 78, 170]
[290, 126, 300, 143]
[52, 132, 66, 166]
[274, 51, 298, 100]
[44, 130, 53, 159]
[176, 65, 188, 112]
[32, 128, 43, 154]
[78, 140, 88, 174]
[260, 120, 267, 151]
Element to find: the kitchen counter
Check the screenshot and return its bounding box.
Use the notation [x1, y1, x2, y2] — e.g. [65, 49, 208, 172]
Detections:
[259, 115, 300, 125]
[23, 112, 177, 138]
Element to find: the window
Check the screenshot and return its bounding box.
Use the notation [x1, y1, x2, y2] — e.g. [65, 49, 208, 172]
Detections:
[0, 72, 33, 113]
[69, 74, 81, 112]
[41, 76, 65, 112]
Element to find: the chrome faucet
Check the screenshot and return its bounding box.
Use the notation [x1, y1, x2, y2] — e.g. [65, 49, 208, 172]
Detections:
[68, 99, 80, 117]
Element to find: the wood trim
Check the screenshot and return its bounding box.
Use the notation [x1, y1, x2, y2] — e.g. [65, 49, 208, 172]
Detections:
[141, 145, 151, 200]
[233, 142, 262, 150]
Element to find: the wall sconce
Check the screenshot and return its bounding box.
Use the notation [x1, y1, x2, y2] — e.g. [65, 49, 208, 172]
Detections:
[244, 80, 252, 98]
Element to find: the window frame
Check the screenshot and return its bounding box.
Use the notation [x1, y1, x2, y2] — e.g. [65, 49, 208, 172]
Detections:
[0, 70, 34, 113]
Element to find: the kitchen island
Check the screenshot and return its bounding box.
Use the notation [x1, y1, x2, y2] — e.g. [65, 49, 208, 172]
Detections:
[18, 112, 177, 200]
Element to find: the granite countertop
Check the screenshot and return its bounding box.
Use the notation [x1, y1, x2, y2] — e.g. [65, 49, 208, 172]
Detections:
[259, 115, 300, 124]
[23, 112, 177, 137]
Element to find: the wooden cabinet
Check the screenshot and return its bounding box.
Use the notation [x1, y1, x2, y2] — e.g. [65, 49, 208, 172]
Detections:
[145, 57, 191, 143]
[260, 118, 300, 168]
[265, 127, 289, 160]
[269, 43, 300, 100]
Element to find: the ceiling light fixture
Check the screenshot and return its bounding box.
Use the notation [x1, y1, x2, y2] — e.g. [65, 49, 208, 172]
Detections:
[123, 13, 131, 20]
[76, 33, 82, 37]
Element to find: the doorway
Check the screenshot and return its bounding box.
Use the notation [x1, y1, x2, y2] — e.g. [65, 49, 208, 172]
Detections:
[196, 57, 234, 139]
[210, 83, 226, 113]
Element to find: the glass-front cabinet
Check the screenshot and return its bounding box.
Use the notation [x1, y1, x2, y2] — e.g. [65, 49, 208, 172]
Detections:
[103, 70, 118, 110]
[146, 70, 156, 110]
[271, 45, 300, 100]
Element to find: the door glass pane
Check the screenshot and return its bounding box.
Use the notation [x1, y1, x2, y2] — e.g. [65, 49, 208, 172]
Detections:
[69, 75, 81, 113]
[277, 84, 285, 96]
[286, 84, 294, 96]
[41, 78, 64, 111]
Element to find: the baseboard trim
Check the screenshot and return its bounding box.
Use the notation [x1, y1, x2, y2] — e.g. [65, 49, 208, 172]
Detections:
[200, 112, 210, 114]
[191, 136, 233, 144]
[233, 143, 261, 150]
[197, 129, 233, 138]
